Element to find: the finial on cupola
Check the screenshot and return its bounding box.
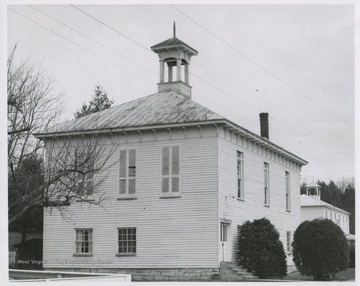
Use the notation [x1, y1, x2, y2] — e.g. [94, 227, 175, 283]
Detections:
[173, 21, 176, 37]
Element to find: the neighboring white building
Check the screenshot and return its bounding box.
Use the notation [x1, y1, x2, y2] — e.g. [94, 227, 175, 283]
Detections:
[301, 183, 350, 234]
[36, 29, 308, 281]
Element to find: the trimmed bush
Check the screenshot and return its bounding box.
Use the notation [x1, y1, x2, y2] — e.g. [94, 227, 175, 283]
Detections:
[349, 241, 355, 268]
[292, 218, 349, 280]
[237, 218, 287, 279]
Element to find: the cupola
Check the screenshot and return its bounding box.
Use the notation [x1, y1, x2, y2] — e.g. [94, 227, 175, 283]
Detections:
[151, 22, 198, 98]
[305, 182, 321, 200]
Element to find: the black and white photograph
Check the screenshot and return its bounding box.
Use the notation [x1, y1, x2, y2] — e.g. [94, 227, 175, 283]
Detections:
[4, 1, 357, 284]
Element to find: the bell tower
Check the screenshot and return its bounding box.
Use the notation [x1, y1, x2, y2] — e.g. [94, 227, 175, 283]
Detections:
[151, 23, 198, 98]
[305, 182, 321, 200]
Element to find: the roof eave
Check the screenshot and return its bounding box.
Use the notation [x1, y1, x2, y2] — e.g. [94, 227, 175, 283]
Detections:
[35, 118, 307, 165]
[33, 119, 227, 139]
[222, 119, 308, 166]
[301, 205, 351, 215]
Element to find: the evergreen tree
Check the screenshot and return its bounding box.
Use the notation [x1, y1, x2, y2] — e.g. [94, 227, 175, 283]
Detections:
[74, 85, 113, 119]
[292, 219, 349, 280]
[237, 218, 287, 279]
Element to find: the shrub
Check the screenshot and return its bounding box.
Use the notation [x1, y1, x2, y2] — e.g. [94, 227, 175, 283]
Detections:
[349, 241, 355, 268]
[292, 218, 349, 280]
[237, 218, 287, 279]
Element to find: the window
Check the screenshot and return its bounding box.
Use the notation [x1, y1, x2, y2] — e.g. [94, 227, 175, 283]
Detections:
[285, 171, 291, 211]
[286, 231, 292, 254]
[237, 151, 244, 200]
[76, 151, 95, 196]
[264, 162, 270, 206]
[161, 146, 180, 194]
[220, 223, 228, 242]
[117, 228, 136, 255]
[119, 149, 136, 196]
[75, 229, 93, 255]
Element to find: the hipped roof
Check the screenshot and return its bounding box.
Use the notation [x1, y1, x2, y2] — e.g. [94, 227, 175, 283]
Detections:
[301, 194, 350, 215]
[151, 36, 198, 55]
[35, 90, 307, 166]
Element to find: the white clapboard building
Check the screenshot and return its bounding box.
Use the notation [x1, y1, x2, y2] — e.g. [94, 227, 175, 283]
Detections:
[301, 183, 350, 235]
[36, 29, 308, 281]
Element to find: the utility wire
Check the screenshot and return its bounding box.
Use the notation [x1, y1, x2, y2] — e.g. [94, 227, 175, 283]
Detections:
[195, 93, 353, 164]
[8, 8, 154, 85]
[70, 5, 152, 53]
[27, 5, 157, 76]
[171, 5, 354, 128]
[24, 6, 345, 162]
[192, 70, 352, 159]
[9, 7, 353, 161]
[69, 5, 353, 159]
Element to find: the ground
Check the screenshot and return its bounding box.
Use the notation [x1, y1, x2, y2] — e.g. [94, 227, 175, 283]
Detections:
[285, 268, 355, 281]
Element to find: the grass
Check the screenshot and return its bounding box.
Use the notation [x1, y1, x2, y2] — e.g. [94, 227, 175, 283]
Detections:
[285, 268, 355, 281]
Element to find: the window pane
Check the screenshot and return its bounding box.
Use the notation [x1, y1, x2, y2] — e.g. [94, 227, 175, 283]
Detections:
[172, 177, 179, 192]
[118, 228, 136, 254]
[120, 150, 127, 177]
[238, 179, 241, 198]
[129, 167, 136, 177]
[129, 150, 136, 176]
[119, 179, 126, 194]
[162, 147, 169, 175]
[162, 177, 169, 192]
[264, 169, 268, 186]
[172, 147, 179, 175]
[119, 242, 125, 253]
[128, 179, 136, 194]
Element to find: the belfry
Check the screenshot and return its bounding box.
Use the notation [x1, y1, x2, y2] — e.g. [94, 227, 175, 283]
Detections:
[151, 22, 198, 98]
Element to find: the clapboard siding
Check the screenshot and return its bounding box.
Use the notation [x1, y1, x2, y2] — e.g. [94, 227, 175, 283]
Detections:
[218, 130, 302, 265]
[43, 127, 219, 269]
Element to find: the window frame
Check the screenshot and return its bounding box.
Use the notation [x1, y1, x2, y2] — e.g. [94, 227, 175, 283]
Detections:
[74, 228, 93, 257]
[160, 146, 181, 198]
[118, 149, 137, 199]
[75, 150, 95, 197]
[220, 223, 228, 242]
[285, 171, 291, 211]
[237, 151, 244, 200]
[264, 162, 270, 206]
[116, 227, 137, 256]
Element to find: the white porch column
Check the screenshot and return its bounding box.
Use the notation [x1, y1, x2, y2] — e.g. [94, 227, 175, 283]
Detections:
[168, 65, 173, 82]
[185, 63, 189, 84]
[176, 58, 181, 81]
[160, 60, 165, 83]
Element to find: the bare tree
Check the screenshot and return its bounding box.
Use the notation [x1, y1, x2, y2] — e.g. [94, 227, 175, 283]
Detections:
[8, 45, 63, 232]
[9, 135, 117, 225]
[7, 45, 62, 171]
[8, 46, 116, 228]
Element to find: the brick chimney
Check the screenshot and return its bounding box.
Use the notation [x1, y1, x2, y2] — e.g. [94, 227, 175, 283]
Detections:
[259, 113, 269, 140]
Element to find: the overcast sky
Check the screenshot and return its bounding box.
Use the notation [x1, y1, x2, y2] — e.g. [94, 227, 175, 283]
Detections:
[6, 3, 356, 184]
